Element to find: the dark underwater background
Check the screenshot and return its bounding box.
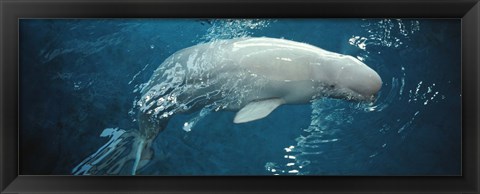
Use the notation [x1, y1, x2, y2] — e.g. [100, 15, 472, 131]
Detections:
[19, 19, 461, 175]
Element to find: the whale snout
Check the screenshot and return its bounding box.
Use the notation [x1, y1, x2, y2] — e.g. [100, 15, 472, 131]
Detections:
[337, 60, 382, 102]
[362, 70, 382, 97]
[351, 70, 382, 101]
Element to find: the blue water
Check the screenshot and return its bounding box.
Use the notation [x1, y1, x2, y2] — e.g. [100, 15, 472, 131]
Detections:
[19, 19, 461, 175]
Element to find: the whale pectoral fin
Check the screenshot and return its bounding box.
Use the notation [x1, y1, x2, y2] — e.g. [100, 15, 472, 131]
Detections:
[234, 98, 285, 124]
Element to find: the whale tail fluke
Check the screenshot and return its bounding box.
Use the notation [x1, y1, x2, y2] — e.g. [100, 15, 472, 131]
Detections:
[72, 128, 153, 175]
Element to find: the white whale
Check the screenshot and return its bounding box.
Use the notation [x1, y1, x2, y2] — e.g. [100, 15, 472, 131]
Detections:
[73, 37, 382, 175]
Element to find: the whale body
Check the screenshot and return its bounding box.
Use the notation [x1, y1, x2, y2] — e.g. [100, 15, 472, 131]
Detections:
[73, 37, 382, 175]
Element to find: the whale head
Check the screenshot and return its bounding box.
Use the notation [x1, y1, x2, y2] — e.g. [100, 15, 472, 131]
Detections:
[313, 54, 382, 102]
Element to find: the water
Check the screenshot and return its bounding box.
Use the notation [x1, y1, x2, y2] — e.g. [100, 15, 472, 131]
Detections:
[19, 19, 461, 175]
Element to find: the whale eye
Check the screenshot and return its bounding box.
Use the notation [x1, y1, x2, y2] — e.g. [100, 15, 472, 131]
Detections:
[329, 84, 336, 89]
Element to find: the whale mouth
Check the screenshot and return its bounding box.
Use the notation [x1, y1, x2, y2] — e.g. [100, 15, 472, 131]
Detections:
[350, 89, 379, 102]
[327, 87, 377, 103]
[363, 93, 379, 103]
[343, 93, 377, 103]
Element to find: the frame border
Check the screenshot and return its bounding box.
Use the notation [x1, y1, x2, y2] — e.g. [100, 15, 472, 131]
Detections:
[1, 0, 479, 193]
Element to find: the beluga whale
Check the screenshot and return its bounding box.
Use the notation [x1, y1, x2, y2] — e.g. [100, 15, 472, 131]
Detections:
[72, 37, 382, 175]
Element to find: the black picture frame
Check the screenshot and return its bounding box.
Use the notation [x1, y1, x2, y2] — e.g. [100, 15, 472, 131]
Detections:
[1, 0, 479, 193]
